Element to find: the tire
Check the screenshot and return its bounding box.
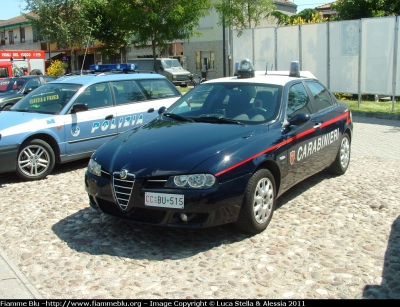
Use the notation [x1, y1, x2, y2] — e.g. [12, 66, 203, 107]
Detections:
[235, 169, 276, 234]
[328, 132, 351, 175]
[16, 139, 55, 181]
[2, 104, 12, 111]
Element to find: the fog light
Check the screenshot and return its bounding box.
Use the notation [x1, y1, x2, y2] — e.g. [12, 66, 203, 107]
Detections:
[180, 213, 188, 222]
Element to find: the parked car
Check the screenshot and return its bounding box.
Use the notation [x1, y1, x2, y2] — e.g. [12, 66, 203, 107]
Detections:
[84, 59, 353, 234]
[0, 76, 56, 111]
[127, 58, 191, 86]
[0, 73, 181, 180]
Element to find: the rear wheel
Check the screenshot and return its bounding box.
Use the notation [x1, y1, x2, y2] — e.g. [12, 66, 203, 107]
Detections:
[329, 132, 351, 175]
[235, 169, 276, 234]
[16, 139, 55, 181]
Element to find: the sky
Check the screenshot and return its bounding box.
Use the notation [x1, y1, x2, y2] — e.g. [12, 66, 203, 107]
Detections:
[1, 0, 330, 20]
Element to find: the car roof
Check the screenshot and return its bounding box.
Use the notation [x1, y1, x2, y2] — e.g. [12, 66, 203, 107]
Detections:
[52, 72, 167, 85]
[2, 76, 44, 80]
[204, 70, 318, 86]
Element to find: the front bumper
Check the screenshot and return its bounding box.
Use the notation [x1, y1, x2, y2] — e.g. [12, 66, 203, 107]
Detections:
[0, 144, 19, 173]
[85, 171, 250, 228]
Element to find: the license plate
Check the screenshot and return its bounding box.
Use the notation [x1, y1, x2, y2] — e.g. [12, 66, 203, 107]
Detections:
[145, 192, 184, 209]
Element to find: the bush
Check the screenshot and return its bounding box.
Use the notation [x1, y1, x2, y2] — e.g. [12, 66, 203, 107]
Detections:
[46, 60, 68, 78]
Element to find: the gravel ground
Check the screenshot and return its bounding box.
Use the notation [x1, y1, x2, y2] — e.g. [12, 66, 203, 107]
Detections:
[0, 116, 399, 299]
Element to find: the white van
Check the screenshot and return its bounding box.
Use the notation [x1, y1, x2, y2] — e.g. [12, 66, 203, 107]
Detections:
[127, 58, 191, 87]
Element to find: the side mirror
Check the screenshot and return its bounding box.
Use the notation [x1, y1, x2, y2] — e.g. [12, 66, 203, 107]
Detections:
[287, 113, 311, 126]
[71, 103, 88, 113]
[24, 87, 35, 94]
[158, 106, 167, 115]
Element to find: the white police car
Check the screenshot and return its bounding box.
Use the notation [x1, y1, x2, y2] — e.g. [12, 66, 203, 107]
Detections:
[0, 73, 181, 180]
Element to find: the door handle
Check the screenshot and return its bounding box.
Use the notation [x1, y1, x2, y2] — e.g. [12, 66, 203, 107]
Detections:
[105, 114, 114, 120]
[314, 123, 322, 129]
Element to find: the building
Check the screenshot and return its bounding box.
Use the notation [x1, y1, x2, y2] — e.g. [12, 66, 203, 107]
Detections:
[0, 13, 104, 72]
[315, 2, 338, 19]
[1, 0, 297, 77]
[181, 0, 297, 79]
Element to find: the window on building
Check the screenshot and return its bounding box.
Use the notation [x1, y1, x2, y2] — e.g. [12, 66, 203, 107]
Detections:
[20, 28, 25, 42]
[8, 31, 14, 44]
[33, 29, 39, 42]
[195, 51, 215, 71]
[198, 10, 213, 29]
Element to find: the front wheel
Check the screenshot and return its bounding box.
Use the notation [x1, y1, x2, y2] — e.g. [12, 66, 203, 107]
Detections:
[328, 132, 351, 175]
[16, 139, 55, 181]
[2, 104, 12, 111]
[235, 169, 276, 234]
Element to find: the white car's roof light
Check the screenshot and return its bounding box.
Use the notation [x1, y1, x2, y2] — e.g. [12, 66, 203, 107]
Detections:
[237, 58, 255, 78]
[289, 61, 300, 77]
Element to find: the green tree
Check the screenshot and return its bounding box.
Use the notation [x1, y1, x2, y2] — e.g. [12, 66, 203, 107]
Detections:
[296, 8, 319, 21]
[267, 10, 290, 26]
[267, 9, 327, 26]
[82, 0, 131, 57]
[373, 0, 400, 15]
[24, 0, 90, 71]
[332, 0, 385, 20]
[112, 0, 213, 72]
[214, 0, 276, 37]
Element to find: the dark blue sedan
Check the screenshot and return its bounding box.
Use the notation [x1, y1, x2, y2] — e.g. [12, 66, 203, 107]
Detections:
[85, 60, 353, 234]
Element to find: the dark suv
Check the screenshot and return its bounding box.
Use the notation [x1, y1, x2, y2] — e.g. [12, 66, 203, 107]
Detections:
[0, 75, 56, 111]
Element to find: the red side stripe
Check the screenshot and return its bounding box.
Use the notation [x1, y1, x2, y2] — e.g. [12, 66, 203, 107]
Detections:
[215, 110, 350, 177]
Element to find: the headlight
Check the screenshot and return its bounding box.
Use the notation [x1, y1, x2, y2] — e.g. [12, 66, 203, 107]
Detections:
[165, 174, 218, 189]
[87, 158, 101, 177]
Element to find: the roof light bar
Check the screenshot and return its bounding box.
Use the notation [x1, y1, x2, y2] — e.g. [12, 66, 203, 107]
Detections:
[289, 61, 300, 77]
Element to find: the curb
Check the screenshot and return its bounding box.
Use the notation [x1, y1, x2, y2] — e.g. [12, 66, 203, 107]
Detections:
[0, 247, 43, 299]
[351, 110, 400, 121]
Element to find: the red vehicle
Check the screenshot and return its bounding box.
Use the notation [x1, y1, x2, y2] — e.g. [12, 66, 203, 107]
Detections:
[0, 50, 46, 78]
[0, 62, 13, 79]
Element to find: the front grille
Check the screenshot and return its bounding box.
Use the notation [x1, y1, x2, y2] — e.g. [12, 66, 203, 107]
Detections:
[97, 198, 166, 224]
[112, 171, 135, 210]
[177, 75, 189, 81]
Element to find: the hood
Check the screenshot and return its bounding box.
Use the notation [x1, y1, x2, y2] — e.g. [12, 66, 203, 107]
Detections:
[165, 67, 190, 74]
[93, 119, 262, 178]
[0, 111, 55, 134]
[0, 92, 22, 98]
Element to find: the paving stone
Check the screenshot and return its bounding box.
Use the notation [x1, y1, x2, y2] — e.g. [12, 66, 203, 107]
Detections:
[0, 116, 399, 299]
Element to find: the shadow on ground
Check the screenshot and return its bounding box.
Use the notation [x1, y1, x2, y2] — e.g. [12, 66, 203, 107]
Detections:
[51, 170, 333, 260]
[363, 215, 400, 299]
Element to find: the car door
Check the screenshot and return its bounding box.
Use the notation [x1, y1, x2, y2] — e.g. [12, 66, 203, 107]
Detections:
[113, 79, 180, 133]
[65, 82, 117, 156]
[280, 82, 319, 191]
[305, 80, 342, 169]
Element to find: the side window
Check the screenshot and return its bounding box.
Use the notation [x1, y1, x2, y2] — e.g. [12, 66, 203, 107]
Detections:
[25, 79, 41, 90]
[111, 81, 147, 105]
[75, 83, 112, 110]
[287, 83, 313, 117]
[306, 81, 334, 112]
[137, 79, 180, 99]
[43, 76, 55, 83]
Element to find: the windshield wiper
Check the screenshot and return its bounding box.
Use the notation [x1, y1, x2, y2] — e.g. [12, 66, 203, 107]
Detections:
[195, 116, 244, 125]
[163, 112, 195, 122]
[11, 109, 35, 113]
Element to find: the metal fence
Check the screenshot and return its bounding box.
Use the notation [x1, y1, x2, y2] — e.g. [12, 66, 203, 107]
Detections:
[232, 16, 399, 110]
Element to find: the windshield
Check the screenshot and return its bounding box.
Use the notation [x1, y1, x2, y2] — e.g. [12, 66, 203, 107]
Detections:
[162, 59, 182, 69]
[0, 78, 26, 93]
[166, 83, 283, 124]
[10, 83, 81, 114]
